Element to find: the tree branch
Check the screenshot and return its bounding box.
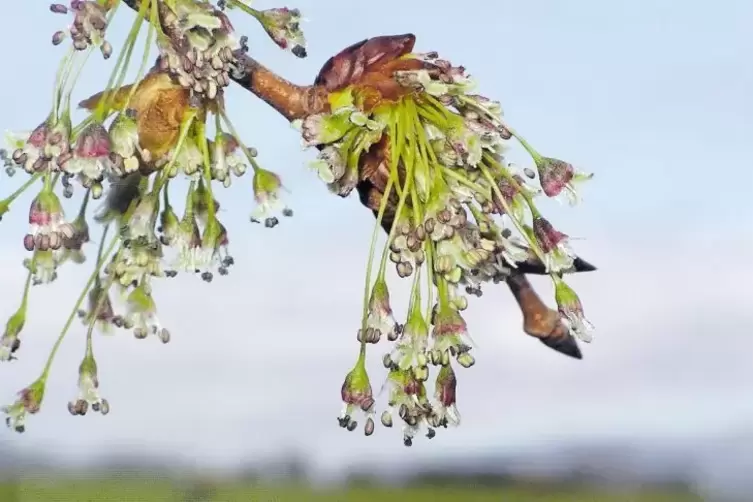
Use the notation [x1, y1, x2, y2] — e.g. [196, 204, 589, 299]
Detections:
[121, 0, 329, 121]
[120, 1, 587, 360]
[229, 52, 329, 121]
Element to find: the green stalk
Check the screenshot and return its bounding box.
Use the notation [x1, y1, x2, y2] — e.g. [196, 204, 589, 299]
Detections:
[219, 109, 262, 172]
[95, 0, 150, 120]
[478, 163, 545, 264]
[123, 0, 158, 108]
[195, 121, 217, 221]
[53, 49, 75, 118]
[41, 227, 119, 380]
[2, 173, 42, 205]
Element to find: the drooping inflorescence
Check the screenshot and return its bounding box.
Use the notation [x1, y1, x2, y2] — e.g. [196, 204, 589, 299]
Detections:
[0, 1, 595, 445]
[299, 43, 595, 444]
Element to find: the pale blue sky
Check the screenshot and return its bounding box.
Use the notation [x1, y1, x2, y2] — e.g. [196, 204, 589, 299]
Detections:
[1, 0, 752, 493]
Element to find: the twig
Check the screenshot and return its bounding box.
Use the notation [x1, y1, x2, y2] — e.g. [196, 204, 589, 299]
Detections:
[121, 0, 329, 120]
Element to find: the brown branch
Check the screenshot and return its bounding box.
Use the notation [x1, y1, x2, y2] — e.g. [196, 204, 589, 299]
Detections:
[230, 53, 329, 121]
[121, 0, 328, 121]
[506, 272, 582, 359]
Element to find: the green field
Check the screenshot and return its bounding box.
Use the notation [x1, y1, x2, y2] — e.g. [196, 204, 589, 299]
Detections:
[0, 479, 703, 501]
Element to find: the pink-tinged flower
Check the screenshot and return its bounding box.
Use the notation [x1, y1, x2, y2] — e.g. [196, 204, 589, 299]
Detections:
[3, 378, 45, 433]
[554, 277, 595, 343]
[339, 358, 375, 435]
[431, 304, 475, 368]
[256, 8, 307, 58]
[174, 212, 202, 272]
[25, 191, 75, 252]
[68, 353, 109, 416]
[531, 217, 576, 273]
[383, 369, 434, 446]
[77, 277, 123, 334]
[433, 364, 460, 427]
[492, 173, 533, 222]
[8, 117, 72, 173]
[44, 119, 72, 161]
[62, 123, 116, 183]
[54, 1, 110, 55]
[7, 122, 48, 173]
[61, 209, 90, 264]
[360, 278, 398, 343]
[536, 156, 593, 205]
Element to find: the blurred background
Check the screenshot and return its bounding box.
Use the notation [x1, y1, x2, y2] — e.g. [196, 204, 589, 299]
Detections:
[1, 0, 752, 500]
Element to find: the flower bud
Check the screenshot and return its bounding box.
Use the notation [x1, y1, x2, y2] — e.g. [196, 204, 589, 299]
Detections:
[256, 8, 307, 58]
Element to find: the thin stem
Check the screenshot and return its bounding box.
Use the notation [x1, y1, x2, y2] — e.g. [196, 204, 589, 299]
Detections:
[124, 0, 158, 107]
[62, 48, 94, 113]
[371, 104, 417, 320]
[53, 49, 75, 118]
[96, 0, 149, 119]
[195, 121, 217, 221]
[41, 227, 118, 380]
[441, 167, 490, 198]
[219, 109, 261, 172]
[19, 266, 34, 312]
[424, 240, 435, 319]
[226, 0, 262, 18]
[482, 152, 542, 216]
[85, 277, 113, 357]
[122, 0, 329, 121]
[405, 262, 422, 318]
[162, 178, 171, 207]
[72, 115, 96, 138]
[77, 188, 92, 219]
[156, 108, 198, 181]
[479, 163, 546, 264]
[84, 222, 113, 356]
[184, 180, 197, 214]
[504, 124, 543, 164]
[4, 173, 41, 204]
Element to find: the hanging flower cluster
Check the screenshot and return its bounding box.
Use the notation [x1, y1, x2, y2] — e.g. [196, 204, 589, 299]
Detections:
[0, 1, 595, 445]
[0, 0, 301, 433]
[297, 43, 595, 445]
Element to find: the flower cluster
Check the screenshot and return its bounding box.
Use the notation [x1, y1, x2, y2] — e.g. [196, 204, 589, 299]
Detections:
[0, 0, 307, 433]
[0, 3, 597, 445]
[299, 50, 595, 445]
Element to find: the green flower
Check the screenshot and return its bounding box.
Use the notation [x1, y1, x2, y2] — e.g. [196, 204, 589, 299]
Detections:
[3, 378, 46, 433]
[0, 308, 25, 361]
[338, 356, 375, 435]
[554, 276, 595, 342]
